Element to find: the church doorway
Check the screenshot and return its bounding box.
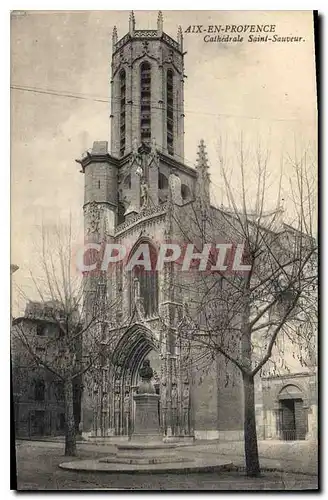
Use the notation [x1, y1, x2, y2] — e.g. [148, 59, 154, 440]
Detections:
[108, 325, 162, 438]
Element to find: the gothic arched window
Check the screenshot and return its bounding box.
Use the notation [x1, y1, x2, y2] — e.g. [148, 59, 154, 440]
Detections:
[140, 62, 151, 144]
[166, 69, 174, 155]
[119, 69, 126, 157]
[129, 243, 158, 318]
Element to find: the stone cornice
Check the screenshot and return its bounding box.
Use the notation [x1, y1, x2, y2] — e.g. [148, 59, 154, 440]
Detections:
[158, 152, 197, 178]
[76, 152, 121, 173]
[113, 31, 183, 57]
[261, 370, 317, 381]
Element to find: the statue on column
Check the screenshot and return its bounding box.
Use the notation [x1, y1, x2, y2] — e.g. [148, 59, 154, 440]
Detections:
[138, 359, 155, 394]
[123, 391, 131, 436]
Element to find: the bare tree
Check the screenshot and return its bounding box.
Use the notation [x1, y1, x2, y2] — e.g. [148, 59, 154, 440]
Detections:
[170, 139, 317, 476]
[11, 221, 118, 456]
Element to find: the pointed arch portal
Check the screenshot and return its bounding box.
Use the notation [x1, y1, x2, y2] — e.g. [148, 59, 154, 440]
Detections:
[108, 324, 161, 436]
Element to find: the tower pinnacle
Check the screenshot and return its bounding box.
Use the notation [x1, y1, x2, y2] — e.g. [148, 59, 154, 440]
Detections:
[196, 139, 209, 170]
[129, 10, 136, 35]
[177, 25, 183, 50]
[157, 11, 163, 35]
[195, 139, 210, 208]
[112, 26, 118, 47]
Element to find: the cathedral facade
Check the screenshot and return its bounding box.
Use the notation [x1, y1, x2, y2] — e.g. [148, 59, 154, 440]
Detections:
[77, 11, 244, 441]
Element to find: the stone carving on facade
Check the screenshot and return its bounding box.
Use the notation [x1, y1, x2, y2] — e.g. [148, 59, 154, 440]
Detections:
[134, 30, 157, 38]
[169, 172, 183, 206]
[123, 392, 130, 413]
[142, 40, 149, 53]
[85, 201, 101, 235]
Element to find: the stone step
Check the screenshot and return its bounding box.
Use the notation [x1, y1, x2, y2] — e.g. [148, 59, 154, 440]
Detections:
[99, 455, 191, 465]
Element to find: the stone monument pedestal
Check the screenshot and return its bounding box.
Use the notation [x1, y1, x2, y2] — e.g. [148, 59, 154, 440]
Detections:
[132, 393, 161, 441]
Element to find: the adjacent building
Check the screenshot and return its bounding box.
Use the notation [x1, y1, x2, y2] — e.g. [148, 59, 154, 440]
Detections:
[11, 301, 82, 438]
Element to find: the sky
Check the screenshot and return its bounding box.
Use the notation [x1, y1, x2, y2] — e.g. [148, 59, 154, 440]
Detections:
[11, 10, 317, 314]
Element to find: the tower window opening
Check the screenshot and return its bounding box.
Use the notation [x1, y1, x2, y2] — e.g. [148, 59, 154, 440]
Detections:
[158, 172, 169, 190]
[181, 184, 191, 201]
[119, 69, 126, 157]
[166, 70, 174, 155]
[140, 62, 151, 144]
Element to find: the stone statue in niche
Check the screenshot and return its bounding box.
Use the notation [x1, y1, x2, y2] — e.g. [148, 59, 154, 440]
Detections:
[123, 391, 131, 435]
[123, 392, 131, 413]
[140, 178, 150, 208]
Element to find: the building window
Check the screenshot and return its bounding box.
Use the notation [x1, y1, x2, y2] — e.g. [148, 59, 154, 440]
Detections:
[34, 379, 45, 402]
[119, 69, 126, 157]
[123, 174, 131, 189]
[166, 69, 174, 155]
[57, 413, 65, 431]
[140, 62, 151, 144]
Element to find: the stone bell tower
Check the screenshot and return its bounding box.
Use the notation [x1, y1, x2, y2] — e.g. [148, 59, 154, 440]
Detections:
[110, 11, 185, 161]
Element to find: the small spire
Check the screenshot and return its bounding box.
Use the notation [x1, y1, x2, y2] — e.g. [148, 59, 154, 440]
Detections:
[157, 11, 163, 34]
[195, 139, 210, 208]
[196, 139, 209, 169]
[129, 10, 135, 35]
[177, 25, 183, 50]
[112, 26, 118, 47]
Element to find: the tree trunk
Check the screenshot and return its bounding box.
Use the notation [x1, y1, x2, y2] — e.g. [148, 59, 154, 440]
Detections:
[242, 372, 260, 477]
[64, 379, 76, 456]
